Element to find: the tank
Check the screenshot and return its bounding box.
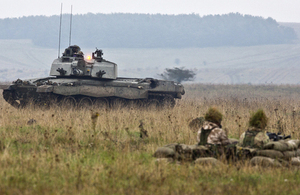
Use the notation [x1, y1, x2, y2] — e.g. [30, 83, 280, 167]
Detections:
[1, 45, 185, 109]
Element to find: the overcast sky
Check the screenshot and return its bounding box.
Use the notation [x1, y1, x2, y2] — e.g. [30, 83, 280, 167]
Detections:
[2, 0, 300, 23]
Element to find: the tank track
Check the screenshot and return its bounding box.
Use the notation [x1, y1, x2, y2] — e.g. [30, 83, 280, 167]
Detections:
[2, 89, 176, 109]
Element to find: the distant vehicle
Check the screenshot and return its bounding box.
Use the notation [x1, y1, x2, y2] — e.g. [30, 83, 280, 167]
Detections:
[1, 45, 185, 109]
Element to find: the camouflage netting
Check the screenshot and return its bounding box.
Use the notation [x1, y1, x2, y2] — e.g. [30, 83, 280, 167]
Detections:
[249, 109, 268, 129]
[204, 107, 223, 126]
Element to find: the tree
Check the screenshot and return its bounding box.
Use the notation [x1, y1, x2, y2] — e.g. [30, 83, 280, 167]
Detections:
[159, 67, 196, 83]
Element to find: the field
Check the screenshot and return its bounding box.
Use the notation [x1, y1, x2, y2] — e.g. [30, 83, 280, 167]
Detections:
[1, 84, 300, 194]
[2, 39, 300, 84]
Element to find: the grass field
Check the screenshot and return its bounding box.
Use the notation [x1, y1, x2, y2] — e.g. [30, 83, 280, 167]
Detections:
[1, 84, 300, 194]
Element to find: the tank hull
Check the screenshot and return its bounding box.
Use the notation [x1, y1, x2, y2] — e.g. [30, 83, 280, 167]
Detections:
[2, 76, 185, 109]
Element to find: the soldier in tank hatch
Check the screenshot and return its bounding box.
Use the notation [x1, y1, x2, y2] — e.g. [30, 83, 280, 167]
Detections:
[62, 45, 81, 57]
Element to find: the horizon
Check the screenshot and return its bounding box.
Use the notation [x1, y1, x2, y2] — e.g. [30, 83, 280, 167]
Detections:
[3, 12, 299, 23]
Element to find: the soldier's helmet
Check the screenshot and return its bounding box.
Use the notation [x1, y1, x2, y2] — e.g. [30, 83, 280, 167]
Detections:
[204, 107, 222, 127]
[72, 45, 81, 52]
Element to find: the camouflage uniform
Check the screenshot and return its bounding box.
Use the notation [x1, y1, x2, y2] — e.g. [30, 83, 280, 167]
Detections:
[197, 121, 230, 146]
[239, 128, 270, 148]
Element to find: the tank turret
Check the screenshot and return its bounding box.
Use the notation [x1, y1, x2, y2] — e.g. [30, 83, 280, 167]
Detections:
[50, 45, 117, 79]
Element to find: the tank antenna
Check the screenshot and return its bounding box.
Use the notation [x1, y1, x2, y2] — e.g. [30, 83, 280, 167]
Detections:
[69, 5, 73, 46]
[58, 3, 63, 58]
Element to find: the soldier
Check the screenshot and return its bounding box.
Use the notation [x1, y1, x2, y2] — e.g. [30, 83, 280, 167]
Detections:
[62, 45, 81, 57]
[197, 107, 230, 146]
[239, 109, 270, 148]
[75, 51, 84, 59]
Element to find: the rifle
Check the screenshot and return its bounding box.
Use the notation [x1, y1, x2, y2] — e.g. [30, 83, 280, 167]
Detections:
[266, 132, 291, 141]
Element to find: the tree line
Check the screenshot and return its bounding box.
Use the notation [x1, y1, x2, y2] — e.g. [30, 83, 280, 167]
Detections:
[0, 13, 297, 48]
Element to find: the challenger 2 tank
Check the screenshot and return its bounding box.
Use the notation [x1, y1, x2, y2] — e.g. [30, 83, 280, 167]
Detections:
[2, 45, 185, 109]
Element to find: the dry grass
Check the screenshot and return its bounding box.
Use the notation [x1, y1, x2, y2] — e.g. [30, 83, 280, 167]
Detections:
[1, 84, 300, 194]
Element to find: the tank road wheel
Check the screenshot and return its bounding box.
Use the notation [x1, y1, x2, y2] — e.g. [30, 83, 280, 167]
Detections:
[136, 99, 145, 108]
[61, 96, 77, 110]
[30, 97, 47, 109]
[147, 99, 161, 109]
[47, 95, 59, 108]
[93, 98, 109, 109]
[33, 95, 60, 109]
[24, 98, 40, 109]
[162, 95, 176, 109]
[111, 98, 126, 109]
[126, 99, 141, 109]
[132, 99, 145, 109]
[78, 97, 93, 109]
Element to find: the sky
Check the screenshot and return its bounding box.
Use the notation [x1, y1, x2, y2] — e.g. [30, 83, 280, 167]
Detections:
[1, 0, 300, 23]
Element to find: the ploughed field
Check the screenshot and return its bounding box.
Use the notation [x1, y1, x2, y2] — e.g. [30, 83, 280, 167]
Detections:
[2, 39, 300, 84]
[1, 84, 300, 194]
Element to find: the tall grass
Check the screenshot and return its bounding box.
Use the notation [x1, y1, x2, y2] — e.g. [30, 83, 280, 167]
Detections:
[1, 84, 300, 194]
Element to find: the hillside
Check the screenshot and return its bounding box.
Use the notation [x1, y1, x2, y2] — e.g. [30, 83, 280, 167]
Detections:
[0, 39, 300, 84]
[0, 40, 53, 81]
[0, 13, 296, 48]
[279, 22, 300, 43]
